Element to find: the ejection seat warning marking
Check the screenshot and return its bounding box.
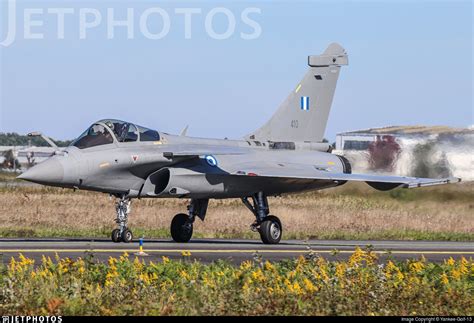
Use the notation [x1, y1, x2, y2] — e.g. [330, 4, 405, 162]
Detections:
[132, 155, 139, 163]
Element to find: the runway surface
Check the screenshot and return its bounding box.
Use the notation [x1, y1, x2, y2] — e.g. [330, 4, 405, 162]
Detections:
[1, 238, 473, 265]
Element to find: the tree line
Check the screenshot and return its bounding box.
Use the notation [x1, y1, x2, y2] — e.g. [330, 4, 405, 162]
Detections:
[0, 132, 71, 147]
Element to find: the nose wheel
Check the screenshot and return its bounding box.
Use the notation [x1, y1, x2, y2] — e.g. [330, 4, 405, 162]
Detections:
[121, 228, 133, 243]
[111, 197, 133, 243]
[111, 229, 121, 242]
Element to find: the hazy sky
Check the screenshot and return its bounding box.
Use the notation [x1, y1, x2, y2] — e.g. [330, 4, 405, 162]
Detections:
[0, 0, 472, 142]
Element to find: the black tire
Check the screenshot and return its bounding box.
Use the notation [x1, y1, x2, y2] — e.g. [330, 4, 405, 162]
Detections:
[121, 228, 133, 243]
[171, 213, 193, 243]
[259, 215, 282, 244]
[111, 229, 121, 243]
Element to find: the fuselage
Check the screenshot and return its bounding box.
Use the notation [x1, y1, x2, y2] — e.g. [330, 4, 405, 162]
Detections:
[19, 119, 349, 199]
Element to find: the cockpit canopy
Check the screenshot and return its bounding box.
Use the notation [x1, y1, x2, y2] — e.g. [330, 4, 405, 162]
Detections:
[71, 119, 160, 149]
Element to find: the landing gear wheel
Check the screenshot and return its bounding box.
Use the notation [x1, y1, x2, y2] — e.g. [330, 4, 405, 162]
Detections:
[121, 228, 133, 243]
[171, 213, 193, 243]
[111, 229, 121, 243]
[259, 215, 282, 244]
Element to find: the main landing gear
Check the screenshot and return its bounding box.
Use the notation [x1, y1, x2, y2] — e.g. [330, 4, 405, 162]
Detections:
[242, 192, 282, 244]
[111, 196, 133, 243]
[169, 193, 282, 244]
[170, 199, 209, 243]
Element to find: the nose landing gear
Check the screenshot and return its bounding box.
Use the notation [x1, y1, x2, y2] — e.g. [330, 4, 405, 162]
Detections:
[111, 197, 133, 243]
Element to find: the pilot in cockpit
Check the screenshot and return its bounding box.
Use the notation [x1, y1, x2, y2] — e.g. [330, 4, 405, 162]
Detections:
[105, 121, 132, 142]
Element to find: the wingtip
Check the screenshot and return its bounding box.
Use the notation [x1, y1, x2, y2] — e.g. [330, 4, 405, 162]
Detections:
[445, 177, 461, 184]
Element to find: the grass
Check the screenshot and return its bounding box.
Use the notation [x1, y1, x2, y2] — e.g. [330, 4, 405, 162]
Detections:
[1, 249, 472, 315]
[0, 171, 19, 182]
[0, 180, 473, 241]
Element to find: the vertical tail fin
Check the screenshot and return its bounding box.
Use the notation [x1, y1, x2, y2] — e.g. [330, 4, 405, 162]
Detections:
[246, 43, 348, 143]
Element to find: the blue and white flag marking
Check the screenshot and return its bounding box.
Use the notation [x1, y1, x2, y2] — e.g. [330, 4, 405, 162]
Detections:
[300, 96, 309, 111]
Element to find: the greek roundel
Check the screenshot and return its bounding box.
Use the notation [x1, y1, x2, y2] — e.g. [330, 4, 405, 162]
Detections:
[205, 155, 218, 167]
[300, 96, 309, 111]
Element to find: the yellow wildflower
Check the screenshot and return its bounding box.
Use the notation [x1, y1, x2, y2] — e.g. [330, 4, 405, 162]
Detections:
[39, 269, 50, 278]
[297, 255, 306, 265]
[264, 261, 275, 271]
[240, 260, 252, 271]
[459, 257, 468, 275]
[9, 257, 16, 272]
[108, 257, 117, 266]
[396, 270, 404, 281]
[446, 257, 455, 266]
[335, 263, 345, 279]
[241, 277, 254, 293]
[410, 261, 425, 273]
[451, 269, 461, 280]
[251, 269, 265, 282]
[138, 273, 151, 285]
[292, 282, 303, 295]
[320, 267, 329, 282]
[179, 270, 190, 280]
[386, 261, 397, 272]
[105, 278, 114, 287]
[119, 252, 129, 261]
[441, 273, 449, 285]
[133, 257, 143, 270]
[349, 247, 364, 266]
[303, 278, 317, 293]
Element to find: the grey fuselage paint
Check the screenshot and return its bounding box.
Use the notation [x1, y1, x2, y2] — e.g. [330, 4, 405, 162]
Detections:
[39, 132, 345, 199]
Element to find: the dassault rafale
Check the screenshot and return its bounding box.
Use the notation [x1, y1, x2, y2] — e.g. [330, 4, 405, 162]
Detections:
[18, 43, 460, 244]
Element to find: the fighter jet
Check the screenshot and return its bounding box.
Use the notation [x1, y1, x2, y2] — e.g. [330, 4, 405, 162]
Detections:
[18, 43, 460, 244]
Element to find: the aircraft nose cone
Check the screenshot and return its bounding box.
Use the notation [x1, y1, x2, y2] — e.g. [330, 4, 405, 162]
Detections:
[17, 158, 64, 184]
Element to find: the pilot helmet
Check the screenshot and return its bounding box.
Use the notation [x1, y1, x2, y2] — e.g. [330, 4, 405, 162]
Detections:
[104, 121, 115, 130]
